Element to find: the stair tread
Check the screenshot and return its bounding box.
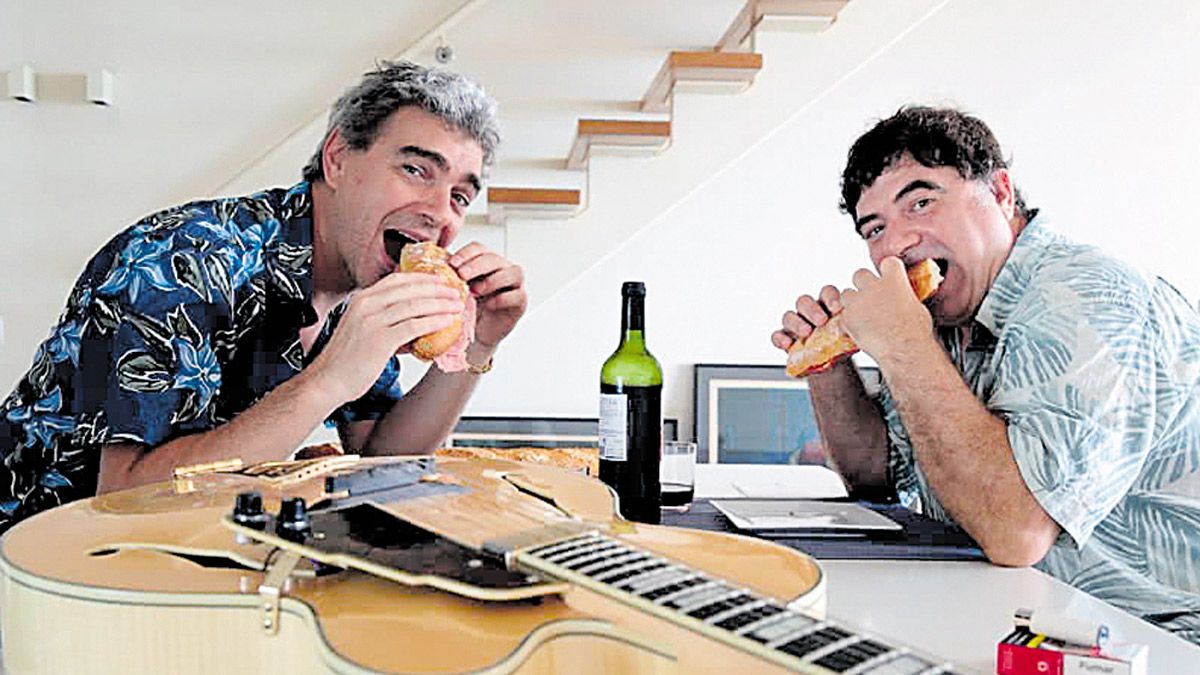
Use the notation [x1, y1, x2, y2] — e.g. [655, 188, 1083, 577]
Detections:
[488, 187, 581, 206]
[641, 51, 763, 113]
[666, 50, 764, 70]
[757, 0, 848, 18]
[719, 1, 847, 52]
[577, 119, 671, 137]
[567, 119, 672, 169]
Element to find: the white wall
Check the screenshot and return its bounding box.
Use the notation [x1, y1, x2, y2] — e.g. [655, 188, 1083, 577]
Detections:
[464, 0, 1200, 443]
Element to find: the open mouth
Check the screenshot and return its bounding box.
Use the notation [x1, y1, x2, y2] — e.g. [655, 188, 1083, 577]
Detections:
[383, 230, 419, 265]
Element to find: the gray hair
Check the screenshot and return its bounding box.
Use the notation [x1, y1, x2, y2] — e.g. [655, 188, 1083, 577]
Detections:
[301, 60, 500, 183]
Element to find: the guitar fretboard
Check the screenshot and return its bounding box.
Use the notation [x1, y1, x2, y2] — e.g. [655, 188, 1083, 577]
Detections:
[516, 532, 959, 675]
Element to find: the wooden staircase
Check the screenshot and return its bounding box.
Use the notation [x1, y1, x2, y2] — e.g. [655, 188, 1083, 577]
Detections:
[565, 119, 672, 170]
[486, 187, 582, 226]
[484, 0, 848, 225]
[717, 0, 846, 52]
[639, 52, 763, 114]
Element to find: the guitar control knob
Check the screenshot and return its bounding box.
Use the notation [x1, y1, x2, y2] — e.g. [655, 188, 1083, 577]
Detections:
[275, 497, 311, 543]
[232, 491, 268, 531]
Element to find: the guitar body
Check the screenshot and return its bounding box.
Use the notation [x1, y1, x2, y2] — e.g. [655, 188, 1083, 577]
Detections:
[0, 457, 825, 674]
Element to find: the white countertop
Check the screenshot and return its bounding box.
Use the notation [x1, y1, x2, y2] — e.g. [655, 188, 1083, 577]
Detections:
[694, 464, 1200, 673]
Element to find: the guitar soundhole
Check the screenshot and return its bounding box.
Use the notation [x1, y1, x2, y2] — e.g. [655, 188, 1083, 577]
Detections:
[87, 547, 259, 571]
[168, 552, 261, 571]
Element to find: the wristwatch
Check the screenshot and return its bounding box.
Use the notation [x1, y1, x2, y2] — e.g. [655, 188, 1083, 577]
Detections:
[466, 356, 494, 375]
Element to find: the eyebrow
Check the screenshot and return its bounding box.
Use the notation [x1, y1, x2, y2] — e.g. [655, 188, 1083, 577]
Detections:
[854, 179, 943, 230]
[397, 145, 482, 194]
[894, 179, 942, 202]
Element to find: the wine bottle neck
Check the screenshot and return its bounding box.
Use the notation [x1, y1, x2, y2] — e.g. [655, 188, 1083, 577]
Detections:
[620, 330, 647, 352]
[620, 294, 646, 349]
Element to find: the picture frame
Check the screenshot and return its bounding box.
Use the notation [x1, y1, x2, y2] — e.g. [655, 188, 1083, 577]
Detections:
[449, 416, 679, 449]
[693, 363, 881, 464]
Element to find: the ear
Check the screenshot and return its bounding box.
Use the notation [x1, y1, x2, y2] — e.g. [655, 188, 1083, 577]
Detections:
[987, 168, 1016, 222]
[321, 129, 351, 189]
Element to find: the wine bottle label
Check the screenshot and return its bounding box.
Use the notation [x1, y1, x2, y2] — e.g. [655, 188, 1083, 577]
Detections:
[598, 393, 628, 461]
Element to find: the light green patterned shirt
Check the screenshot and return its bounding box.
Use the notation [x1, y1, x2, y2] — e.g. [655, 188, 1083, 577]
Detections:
[879, 217, 1200, 643]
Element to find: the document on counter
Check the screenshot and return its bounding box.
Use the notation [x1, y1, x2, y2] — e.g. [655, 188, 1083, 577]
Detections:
[694, 464, 848, 500]
[710, 499, 903, 538]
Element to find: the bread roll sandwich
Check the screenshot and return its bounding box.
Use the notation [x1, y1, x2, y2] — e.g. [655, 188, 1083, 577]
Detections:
[398, 241, 476, 372]
[786, 259, 943, 378]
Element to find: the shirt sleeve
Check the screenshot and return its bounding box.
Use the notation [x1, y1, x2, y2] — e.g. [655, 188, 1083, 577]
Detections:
[990, 274, 1156, 549]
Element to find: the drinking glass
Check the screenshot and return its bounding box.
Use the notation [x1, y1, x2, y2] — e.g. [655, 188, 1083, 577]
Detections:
[660, 441, 697, 511]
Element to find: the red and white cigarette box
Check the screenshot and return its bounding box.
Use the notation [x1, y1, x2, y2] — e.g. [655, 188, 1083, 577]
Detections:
[996, 627, 1148, 675]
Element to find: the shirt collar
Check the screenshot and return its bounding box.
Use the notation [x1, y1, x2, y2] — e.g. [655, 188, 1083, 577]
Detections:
[974, 213, 1054, 336]
[265, 181, 317, 327]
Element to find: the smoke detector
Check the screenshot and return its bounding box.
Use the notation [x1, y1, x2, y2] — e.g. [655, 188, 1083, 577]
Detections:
[434, 37, 454, 65]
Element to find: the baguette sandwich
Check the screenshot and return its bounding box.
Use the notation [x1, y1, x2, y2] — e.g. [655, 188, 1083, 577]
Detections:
[398, 241, 476, 373]
[785, 259, 943, 378]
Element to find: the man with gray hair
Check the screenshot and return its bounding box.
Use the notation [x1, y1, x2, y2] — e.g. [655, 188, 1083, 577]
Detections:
[0, 60, 525, 530]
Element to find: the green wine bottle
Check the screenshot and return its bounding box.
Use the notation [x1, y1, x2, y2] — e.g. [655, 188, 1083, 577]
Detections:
[598, 281, 663, 524]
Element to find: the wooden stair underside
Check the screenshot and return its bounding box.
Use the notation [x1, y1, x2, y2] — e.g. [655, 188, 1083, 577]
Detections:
[717, 0, 847, 52]
[565, 119, 672, 170]
[640, 51, 764, 113]
[486, 187, 582, 224]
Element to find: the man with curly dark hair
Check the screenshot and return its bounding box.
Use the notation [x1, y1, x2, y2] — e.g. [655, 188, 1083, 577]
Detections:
[0, 61, 526, 532]
[772, 106, 1200, 643]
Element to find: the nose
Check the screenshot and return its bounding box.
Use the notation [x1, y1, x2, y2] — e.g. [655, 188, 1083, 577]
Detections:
[878, 221, 921, 264]
[415, 184, 461, 245]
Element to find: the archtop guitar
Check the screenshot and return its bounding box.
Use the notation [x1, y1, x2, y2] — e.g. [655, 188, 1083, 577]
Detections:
[0, 455, 960, 674]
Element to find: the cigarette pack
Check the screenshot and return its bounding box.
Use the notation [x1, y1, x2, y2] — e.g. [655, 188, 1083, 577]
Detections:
[996, 627, 1148, 675]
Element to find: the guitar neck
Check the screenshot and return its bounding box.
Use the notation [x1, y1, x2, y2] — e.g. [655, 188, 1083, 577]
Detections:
[513, 532, 959, 675]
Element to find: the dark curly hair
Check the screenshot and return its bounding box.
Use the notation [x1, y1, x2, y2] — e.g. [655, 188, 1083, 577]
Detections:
[839, 106, 1033, 224]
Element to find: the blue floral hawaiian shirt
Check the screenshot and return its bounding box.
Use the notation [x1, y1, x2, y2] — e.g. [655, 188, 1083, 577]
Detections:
[878, 217, 1200, 644]
[0, 182, 404, 531]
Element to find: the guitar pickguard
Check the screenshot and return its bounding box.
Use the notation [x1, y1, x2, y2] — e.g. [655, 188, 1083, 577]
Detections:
[224, 503, 571, 602]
